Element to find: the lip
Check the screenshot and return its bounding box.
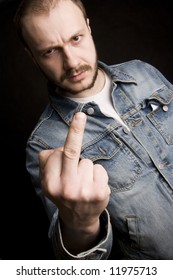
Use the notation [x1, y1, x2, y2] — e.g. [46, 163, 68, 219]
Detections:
[68, 71, 86, 82]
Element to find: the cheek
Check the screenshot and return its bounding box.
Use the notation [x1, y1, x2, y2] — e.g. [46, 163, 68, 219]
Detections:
[86, 41, 97, 62]
[81, 47, 96, 66]
[39, 59, 61, 75]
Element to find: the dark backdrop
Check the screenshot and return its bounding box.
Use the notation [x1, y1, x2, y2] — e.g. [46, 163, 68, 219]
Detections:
[0, 0, 173, 259]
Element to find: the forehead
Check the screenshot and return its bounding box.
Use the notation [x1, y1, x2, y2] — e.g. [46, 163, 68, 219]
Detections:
[22, 0, 86, 49]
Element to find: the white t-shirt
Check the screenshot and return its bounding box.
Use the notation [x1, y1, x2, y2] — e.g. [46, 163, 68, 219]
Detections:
[68, 70, 127, 127]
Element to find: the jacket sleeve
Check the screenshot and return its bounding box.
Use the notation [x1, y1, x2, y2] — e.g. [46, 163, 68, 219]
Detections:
[48, 209, 113, 260]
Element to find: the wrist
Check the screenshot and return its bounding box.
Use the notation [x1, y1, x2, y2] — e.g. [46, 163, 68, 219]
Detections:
[60, 214, 100, 235]
[59, 215, 101, 254]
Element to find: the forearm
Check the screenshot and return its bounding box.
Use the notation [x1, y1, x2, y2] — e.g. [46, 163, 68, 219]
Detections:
[60, 217, 101, 255]
[50, 209, 113, 260]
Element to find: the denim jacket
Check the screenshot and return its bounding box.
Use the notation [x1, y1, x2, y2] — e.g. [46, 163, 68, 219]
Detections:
[26, 60, 173, 259]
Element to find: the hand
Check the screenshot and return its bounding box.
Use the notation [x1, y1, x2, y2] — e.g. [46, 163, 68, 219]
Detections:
[39, 112, 110, 233]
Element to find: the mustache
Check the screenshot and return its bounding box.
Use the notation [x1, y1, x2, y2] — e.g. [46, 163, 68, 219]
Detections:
[61, 65, 91, 82]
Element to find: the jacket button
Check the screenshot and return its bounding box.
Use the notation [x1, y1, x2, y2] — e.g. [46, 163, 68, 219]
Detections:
[87, 107, 94, 115]
[123, 127, 130, 134]
[158, 161, 168, 169]
[162, 105, 168, 112]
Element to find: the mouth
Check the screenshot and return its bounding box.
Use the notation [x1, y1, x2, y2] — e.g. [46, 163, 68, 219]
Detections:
[68, 70, 86, 82]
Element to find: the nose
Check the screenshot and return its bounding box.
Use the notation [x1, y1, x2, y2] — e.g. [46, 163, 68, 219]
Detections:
[62, 46, 79, 69]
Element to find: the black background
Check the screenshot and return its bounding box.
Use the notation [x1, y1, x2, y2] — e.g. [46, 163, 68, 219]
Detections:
[0, 0, 173, 259]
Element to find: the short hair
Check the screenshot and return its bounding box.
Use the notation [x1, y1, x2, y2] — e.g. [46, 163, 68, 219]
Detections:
[14, 0, 88, 48]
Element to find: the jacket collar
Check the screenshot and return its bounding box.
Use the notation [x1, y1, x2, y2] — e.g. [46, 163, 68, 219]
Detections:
[47, 61, 137, 124]
[98, 61, 137, 84]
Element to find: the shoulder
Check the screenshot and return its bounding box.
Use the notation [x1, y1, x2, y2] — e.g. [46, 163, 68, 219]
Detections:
[108, 59, 169, 88]
[100, 59, 161, 84]
[110, 59, 157, 75]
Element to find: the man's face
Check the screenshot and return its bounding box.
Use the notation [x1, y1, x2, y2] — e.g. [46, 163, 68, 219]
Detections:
[22, 1, 98, 96]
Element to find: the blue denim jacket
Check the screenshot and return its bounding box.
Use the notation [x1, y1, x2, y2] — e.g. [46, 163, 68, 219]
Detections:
[26, 60, 173, 259]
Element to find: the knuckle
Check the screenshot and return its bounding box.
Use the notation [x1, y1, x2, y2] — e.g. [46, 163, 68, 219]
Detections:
[61, 179, 78, 201]
[80, 158, 93, 166]
[72, 125, 83, 134]
[95, 190, 107, 201]
[63, 146, 78, 159]
[41, 179, 55, 197]
[94, 163, 105, 170]
[61, 189, 76, 202]
[79, 188, 91, 201]
[94, 164, 108, 178]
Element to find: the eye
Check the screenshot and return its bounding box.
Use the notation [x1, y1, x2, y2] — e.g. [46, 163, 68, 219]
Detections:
[43, 48, 57, 57]
[46, 49, 54, 54]
[72, 35, 81, 43]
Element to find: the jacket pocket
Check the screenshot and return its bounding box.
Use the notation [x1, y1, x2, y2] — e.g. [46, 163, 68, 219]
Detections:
[81, 132, 142, 192]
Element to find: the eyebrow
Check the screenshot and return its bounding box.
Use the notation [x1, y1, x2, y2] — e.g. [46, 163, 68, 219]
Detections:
[36, 28, 85, 54]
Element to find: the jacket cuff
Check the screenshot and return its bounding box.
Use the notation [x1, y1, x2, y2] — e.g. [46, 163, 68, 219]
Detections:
[49, 209, 113, 260]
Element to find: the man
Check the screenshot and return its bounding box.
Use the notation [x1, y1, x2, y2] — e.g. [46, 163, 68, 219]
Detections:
[14, 0, 173, 259]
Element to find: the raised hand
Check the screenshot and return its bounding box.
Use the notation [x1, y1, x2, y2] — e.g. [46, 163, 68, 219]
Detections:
[39, 112, 110, 253]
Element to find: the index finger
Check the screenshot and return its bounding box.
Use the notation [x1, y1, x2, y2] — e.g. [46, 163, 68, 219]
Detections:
[61, 112, 87, 176]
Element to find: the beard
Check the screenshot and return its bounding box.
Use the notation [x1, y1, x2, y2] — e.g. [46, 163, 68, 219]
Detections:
[37, 55, 98, 95]
[59, 61, 98, 95]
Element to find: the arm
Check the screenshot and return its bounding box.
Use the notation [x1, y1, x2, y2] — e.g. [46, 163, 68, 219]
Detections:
[39, 112, 111, 256]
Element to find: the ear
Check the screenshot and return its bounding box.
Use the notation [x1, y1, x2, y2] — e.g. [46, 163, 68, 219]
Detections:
[86, 18, 91, 33]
